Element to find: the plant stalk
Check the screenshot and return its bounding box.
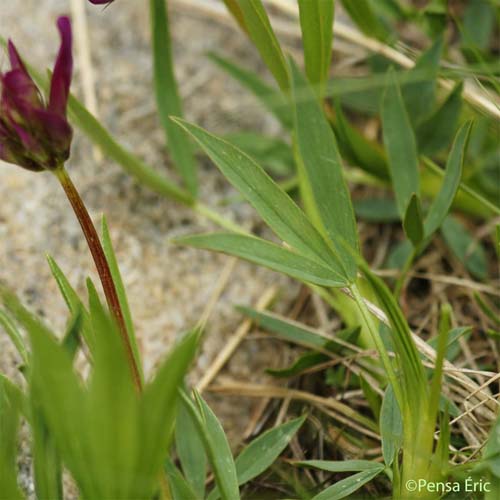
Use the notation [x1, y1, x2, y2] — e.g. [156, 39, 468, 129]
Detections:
[55, 167, 142, 392]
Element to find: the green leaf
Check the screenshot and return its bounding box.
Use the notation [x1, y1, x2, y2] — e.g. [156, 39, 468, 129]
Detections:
[0, 310, 29, 365]
[402, 37, 444, 125]
[416, 83, 463, 155]
[267, 351, 329, 378]
[403, 193, 424, 247]
[298, 0, 334, 92]
[209, 416, 306, 499]
[164, 459, 199, 500]
[181, 391, 240, 500]
[340, 0, 390, 41]
[208, 53, 292, 128]
[354, 198, 399, 222]
[381, 68, 420, 217]
[441, 216, 488, 280]
[0, 375, 24, 500]
[462, 0, 496, 51]
[232, 0, 289, 91]
[171, 118, 343, 273]
[334, 101, 388, 179]
[222, 0, 248, 33]
[483, 415, 500, 478]
[174, 233, 347, 287]
[46, 255, 94, 351]
[296, 459, 384, 473]
[312, 466, 385, 500]
[175, 399, 207, 499]
[101, 216, 143, 383]
[380, 385, 403, 467]
[424, 121, 473, 237]
[290, 61, 359, 281]
[150, 0, 197, 195]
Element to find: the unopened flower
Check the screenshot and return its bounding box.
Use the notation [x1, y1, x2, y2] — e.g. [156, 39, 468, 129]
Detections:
[0, 16, 73, 172]
[88, 0, 115, 4]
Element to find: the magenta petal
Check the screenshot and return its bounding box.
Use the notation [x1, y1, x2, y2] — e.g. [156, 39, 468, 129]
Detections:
[2, 69, 43, 108]
[88, 0, 115, 4]
[7, 40, 28, 72]
[33, 108, 72, 152]
[48, 16, 73, 117]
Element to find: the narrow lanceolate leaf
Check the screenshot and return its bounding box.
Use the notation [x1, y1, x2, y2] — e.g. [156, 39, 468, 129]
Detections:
[221, 0, 248, 34]
[424, 121, 473, 237]
[172, 118, 345, 274]
[340, 0, 389, 41]
[298, 0, 334, 91]
[181, 391, 240, 500]
[290, 61, 359, 281]
[417, 83, 463, 155]
[101, 217, 143, 384]
[402, 36, 444, 125]
[175, 233, 347, 287]
[381, 68, 420, 217]
[231, 0, 289, 91]
[0, 310, 29, 365]
[403, 193, 424, 247]
[164, 459, 199, 500]
[150, 0, 197, 195]
[296, 459, 384, 473]
[312, 466, 385, 500]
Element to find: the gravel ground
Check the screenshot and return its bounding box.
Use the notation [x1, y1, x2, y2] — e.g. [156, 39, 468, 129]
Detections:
[0, 0, 298, 482]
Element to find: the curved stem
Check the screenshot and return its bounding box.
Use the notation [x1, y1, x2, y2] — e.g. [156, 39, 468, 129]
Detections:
[55, 167, 142, 392]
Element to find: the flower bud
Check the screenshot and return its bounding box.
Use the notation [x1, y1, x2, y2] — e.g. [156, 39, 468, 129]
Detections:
[0, 16, 73, 172]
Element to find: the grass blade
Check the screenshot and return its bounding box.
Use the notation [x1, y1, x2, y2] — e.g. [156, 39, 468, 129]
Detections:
[164, 459, 199, 500]
[381, 68, 420, 217]
[0, 310, 29, 365]
[298, 0, 334, 92]
[231, 0, 289, 91]
[174, 233, 347, 287]
[296, 459, 384, 473]
[380, 385, 403, 467]
[290, 61, 359, 281]
[150, 0, 197, 195]
[424, 121, 473, 237]
[101, 217, 143, 383]
[171, 118, 344, 273]
[340, 0, 390, 41]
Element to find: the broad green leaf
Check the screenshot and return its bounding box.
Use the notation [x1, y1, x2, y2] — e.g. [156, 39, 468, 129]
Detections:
[0, 310, 29, 365]
[172, 118, 344, 273]
[403, 193, 424, 247]
[209, 416, 306, 499]
[164, 459, 199, 500]
[208, 53, 292, 128]
[380, 385, 403, 467]
[381, 68, 420, 217]
[402, 37, 444, 125]
[340, 0, 390, 41]
[298, 0, 334, 91]
[290, 61, 359, 281]
[232, 0, 289, 91]
[174, 233, 347, 287]
[181, 391, 240, 500]
[441, 216, 488, 280]
[312, 466, 385, 500]
[354, 198, 399, 222]
[424, 121, 473, 237]
[334, 101, 388, 179]
[150, 0, 197, 195]
[296, 459, 384, 472]
[417, 83, 463, 155]
[175, 398, 206, 499]
[101, 216, 143, 383]
[0, 375, 24, 500]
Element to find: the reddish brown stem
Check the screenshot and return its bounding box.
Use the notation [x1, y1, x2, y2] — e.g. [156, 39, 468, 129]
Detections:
[55, 167, 142, 392]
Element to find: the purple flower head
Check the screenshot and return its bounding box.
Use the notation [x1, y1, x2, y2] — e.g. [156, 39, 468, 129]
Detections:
[0, 16, 73, 172]
[88, 0, 115, 4]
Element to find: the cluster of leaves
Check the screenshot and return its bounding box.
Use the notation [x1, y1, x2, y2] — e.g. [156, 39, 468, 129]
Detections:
[1, 0, 499, 498]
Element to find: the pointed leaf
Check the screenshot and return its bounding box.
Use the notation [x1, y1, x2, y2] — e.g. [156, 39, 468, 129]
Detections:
[0, 310, 29, 365]
[290, 61, 359, 281]
[340, 0, 390, 41]
[151, 0, 197, 195]
[380, 385, 403, 467]
[381, 68, 420, 217]
[175, 233, 347, 287]
[164, 459, 199, 500]
[296, 459, 384, 473]
[403, 193, 424, 247]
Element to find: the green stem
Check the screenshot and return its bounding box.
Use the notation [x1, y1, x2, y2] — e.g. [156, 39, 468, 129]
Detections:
[350, 283, 404, 409]
[55, 167, 143, 392]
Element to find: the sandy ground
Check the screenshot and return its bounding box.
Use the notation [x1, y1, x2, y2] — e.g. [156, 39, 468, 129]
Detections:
[0, 0, 298, 468]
